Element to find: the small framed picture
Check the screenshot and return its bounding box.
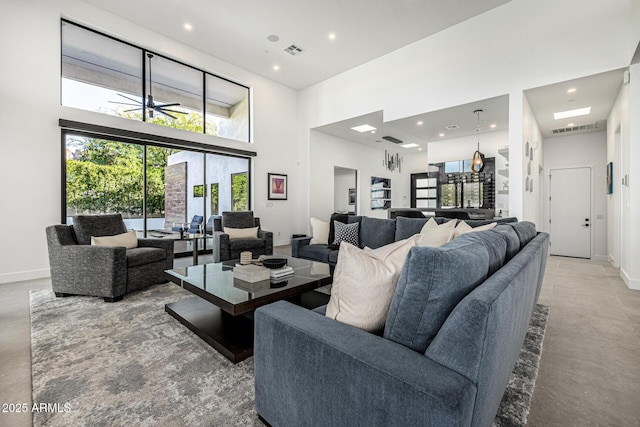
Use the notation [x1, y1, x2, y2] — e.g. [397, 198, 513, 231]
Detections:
[268, 173, 288, 200]
[348, 188, 356, 205]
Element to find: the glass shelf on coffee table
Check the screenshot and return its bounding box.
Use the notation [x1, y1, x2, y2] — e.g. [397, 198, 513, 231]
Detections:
[164, 256, 332, 363]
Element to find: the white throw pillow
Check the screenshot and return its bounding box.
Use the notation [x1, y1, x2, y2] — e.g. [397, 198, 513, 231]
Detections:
[224, 226, 259, 239]
[91, 230, 138, 249]
[418, 218, 456, 247]
[325, 235, 421, 332]
[453, 221, 497, 238]
[309, 217, 329, 245]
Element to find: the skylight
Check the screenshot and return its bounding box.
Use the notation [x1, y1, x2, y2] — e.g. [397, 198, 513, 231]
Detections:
[554, 107, 591, 120]
[351, 124, 377, 132]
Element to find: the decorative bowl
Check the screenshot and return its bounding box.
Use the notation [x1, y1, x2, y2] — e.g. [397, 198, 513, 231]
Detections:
[261, 258, 287, 269]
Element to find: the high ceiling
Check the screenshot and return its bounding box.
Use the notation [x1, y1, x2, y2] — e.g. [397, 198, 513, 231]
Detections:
[81, 0, 626, 146]
[82, 0, 511, 90]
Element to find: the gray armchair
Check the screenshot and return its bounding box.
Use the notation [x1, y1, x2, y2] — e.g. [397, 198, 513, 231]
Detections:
[211, 211, 273, 262]
[46, 214, 174, 302]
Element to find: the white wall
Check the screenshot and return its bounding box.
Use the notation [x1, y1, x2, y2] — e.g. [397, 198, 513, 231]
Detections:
[543, 131, 608, 260]
[297, 0, 634, 235]
[309, 131, 427, 225]
[427, 130, 509, 215]
[0, 0, 299, 283]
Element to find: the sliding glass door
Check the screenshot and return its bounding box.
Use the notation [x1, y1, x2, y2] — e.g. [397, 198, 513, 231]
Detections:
[63, 132, 251, 256]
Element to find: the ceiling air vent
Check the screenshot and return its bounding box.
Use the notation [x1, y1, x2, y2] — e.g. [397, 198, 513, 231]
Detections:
[445, 124, 460, 130]
[284, 44, 304, 56]
[382, 136, 403, 144]
[551, 122, 598, 135]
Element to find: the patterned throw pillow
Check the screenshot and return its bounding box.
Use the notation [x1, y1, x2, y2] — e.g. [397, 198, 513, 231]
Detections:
[332, 221, 359, 247]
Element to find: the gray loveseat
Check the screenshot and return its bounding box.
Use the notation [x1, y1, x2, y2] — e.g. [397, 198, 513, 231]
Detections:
[255, 221, 549, 426]
[291, 213, 518, 266]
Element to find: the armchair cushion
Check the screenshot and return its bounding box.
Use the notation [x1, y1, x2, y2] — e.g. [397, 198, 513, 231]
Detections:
[73, 214, 127, 245]
[91, 230, 138, 249]
[126, 247, 167, 268]
[228, 238, 266, 253]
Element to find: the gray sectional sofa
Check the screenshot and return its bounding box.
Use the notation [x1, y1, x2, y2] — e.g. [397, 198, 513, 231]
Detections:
[291, 213, 518, 266]
[255, 220, 549, 426]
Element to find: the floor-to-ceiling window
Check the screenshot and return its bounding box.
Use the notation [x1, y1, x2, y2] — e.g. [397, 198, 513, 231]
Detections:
[62, 129, 252, 256]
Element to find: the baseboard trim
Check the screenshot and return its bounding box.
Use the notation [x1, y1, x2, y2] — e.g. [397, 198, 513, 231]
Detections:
[620, 268, 640, 290]
[593, 255, 608, 262]
[0, 269, 50, 285]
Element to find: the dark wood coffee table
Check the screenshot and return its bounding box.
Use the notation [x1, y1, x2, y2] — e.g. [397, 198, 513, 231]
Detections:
[164, 256, 331, 363]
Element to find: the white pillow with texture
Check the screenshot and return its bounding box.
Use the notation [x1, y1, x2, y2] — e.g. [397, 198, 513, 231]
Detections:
[224, 226, 259, 239]
[325, 235, 421, 332]
[91, 230, 138, 249]
[418, 218, 456, 247]
[309, 217, 329, 245]
[453, 221, 497, 238]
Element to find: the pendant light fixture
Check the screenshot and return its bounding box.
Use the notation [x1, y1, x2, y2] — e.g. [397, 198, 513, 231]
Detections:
[471, 109, 485, 173]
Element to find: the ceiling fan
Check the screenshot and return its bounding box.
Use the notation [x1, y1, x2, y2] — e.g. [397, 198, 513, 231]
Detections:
[110, 53, 187, 120]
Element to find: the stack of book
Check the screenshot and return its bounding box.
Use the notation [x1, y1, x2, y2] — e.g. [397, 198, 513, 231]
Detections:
[233, 264, 270, 283]
[270, 266, 295, 283]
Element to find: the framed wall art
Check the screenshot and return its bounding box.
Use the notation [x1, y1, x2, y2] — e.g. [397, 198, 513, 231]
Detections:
[268, 173, 288, 200]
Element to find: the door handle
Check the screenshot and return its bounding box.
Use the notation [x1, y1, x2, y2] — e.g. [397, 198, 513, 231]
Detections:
[583, 223, 590, 227]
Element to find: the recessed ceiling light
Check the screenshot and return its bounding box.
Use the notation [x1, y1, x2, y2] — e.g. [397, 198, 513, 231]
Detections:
[490, 124, 497, 128]
[418, 148, 423, 151]
[400, 143, 420, 149]
[273, 65, 280, 71]
[371, 130, 376, 134]
[417, 121, 424, 126]
[183, 23, 193, 31]
[554, 107, 591, 120]
[351, 124, 377, 132]
[439, 133, 445, 137]
[328, 33, 336, 40]
[567, 88, 576, 93]
[267, 34, 280, 42]
[567, 123, 574, 127]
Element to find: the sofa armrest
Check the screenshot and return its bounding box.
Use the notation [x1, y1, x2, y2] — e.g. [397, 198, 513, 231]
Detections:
[291, 236, 312, 258]
[48, 245, 127, 298]
[254, 301, 476, 427]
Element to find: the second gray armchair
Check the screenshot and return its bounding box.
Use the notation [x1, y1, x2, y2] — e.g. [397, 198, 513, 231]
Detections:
[211, 211, 273, 262]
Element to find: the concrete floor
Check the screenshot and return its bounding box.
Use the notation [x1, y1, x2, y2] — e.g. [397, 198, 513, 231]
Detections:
[1, 254, 638, 426]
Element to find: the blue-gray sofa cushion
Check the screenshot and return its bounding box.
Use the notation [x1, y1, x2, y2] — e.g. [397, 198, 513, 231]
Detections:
[359, 217, 396, 249]
[394, 217, 430, 241]
[298, 244, 333, 263]
[494, 224, 520, 261]
[509, 221, 537, 249]
[454, 230, 507, 277]
[384, 237, 491, 353]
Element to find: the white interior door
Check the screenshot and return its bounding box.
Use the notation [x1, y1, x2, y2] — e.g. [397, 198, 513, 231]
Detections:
[549, 167, 591, 258]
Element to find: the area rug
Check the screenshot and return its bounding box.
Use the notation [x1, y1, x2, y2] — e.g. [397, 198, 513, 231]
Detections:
[30, 284, 548, 426]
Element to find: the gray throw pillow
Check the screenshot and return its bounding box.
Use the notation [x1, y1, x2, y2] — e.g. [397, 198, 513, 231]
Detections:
[332, 221, 359, 247]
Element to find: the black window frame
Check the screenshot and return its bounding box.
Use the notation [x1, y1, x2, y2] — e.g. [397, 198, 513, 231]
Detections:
[60, 19, 252, 143]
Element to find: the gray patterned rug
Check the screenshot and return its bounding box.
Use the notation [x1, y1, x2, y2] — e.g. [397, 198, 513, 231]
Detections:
[30, 284, 548, 426]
